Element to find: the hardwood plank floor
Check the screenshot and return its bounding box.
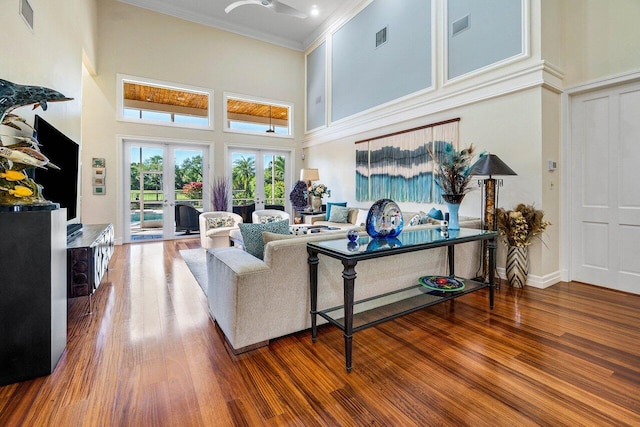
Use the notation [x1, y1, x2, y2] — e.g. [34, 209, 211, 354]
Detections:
[1, 239, 639, 426]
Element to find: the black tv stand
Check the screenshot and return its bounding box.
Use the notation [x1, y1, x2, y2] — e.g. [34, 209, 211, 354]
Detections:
[67, 224, 114, 299]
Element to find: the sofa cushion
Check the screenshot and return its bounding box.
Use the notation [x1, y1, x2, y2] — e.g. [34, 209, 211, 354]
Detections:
[326, 202, 347, 220]
[328, 205, 350, 223]
[238, 220, 290, 260]
[207, 216, 234, 229]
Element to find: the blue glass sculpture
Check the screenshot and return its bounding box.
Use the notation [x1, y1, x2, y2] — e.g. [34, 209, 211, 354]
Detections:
[347, 229, 359, 242]
[365, 199, 404, 238]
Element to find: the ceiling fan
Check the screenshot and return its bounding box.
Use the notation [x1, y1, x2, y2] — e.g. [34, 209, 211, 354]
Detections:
[224, 0, 308, 19]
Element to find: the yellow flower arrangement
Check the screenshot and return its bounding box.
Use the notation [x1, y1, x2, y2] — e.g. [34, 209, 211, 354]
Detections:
[497, 204, 551, 247]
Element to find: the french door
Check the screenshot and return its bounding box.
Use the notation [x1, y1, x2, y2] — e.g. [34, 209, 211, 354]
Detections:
[123, 139, 209, 242]
[227, 147, 291, 215]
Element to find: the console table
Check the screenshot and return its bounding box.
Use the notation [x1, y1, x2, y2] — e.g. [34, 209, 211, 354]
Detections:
[307, 227, 497, 372]
[67, 223, 114, 301]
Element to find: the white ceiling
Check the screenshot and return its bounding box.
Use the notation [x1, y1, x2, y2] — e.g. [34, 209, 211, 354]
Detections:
[117, 0, 364, 51]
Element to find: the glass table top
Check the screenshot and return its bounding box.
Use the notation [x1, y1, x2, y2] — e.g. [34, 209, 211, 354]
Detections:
[308, 227, 496, 257]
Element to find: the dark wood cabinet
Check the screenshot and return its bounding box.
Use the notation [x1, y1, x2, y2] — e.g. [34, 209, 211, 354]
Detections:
[67, 224, 114, 298]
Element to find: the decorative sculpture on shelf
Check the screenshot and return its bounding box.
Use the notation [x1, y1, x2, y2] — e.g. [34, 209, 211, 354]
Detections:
[0, 78, 73, 207]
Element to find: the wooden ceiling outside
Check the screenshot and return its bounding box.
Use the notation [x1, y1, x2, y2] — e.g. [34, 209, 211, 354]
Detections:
[124, 82, 208, 110]
[227, 99, 289, 121]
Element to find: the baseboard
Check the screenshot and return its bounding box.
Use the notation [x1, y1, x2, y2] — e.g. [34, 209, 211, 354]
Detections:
[496, 267, 561, 289]
[213, 320, 269, 356]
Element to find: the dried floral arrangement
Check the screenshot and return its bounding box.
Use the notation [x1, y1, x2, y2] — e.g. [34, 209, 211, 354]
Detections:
[309, 183, 331, 197]
[211, 176, 230, 211]
[497, 204, 551, 247]
[428, 142, 480, 199]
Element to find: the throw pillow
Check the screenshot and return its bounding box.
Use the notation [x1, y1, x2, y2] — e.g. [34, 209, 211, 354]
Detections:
[428, 207, 444, 221]
[408, 213, 422, 227]
[355, 208, 369, 227]
[258, 215, 280, 224]
[238, 220, 290, 260]
[328, 205, 350, 223]
[326, 202, 347, 220]
[207, 216, 233, 229]
[262, 231, 298, 244]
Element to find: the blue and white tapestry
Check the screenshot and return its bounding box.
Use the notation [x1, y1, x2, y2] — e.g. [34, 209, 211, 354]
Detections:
[356, 120, 459, 203]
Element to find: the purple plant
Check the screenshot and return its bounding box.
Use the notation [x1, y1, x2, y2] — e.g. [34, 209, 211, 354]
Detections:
[289, 180, 308, 210]
[211, 176, 230, 211]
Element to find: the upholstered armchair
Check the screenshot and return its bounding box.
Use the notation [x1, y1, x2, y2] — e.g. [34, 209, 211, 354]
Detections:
[199, 212, 243, 249]
[251, 209, 291, 224]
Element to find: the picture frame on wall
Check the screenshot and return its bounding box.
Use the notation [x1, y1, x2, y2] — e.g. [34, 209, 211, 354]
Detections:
[92, 158, 106, 168]
[93, 186, 106, 195]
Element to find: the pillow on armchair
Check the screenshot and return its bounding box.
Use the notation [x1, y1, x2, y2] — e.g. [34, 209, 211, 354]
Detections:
[207, 216, 234, 229]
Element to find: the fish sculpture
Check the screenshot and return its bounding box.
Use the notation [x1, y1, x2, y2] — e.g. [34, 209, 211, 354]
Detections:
[0, 170, 26, 181]
[0, 79, 73, 123]
[0, 134, 40, 148]
[1, 113, 33, 131]
[0, 145, 60, 169]
[0, 184, 33, 198]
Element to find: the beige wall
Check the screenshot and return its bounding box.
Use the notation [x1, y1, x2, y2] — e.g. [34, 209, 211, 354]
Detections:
[561, 0, 640, 87]
[82, 0, 305, 238]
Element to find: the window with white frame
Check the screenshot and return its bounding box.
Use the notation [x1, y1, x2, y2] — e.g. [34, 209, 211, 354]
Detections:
[224, 93, 293, 137]
[117, 74, 213, 130]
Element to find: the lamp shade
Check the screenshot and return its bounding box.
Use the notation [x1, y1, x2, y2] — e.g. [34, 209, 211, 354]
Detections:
[300, 168, 319, 182]
[469, 154, 517, 177]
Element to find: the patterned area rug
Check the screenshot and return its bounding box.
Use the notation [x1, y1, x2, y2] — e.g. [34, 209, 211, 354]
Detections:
[180, 248, 207, 295]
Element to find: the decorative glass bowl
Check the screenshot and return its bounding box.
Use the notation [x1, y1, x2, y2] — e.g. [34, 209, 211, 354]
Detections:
[365, 199, 404, 238]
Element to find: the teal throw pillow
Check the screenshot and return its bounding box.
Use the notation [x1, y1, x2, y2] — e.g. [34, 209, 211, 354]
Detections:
[238, 220, 290, 260]
[326, 202, 347, 220]
[328, 205, 350, 223]
[428, 207, 444, 221]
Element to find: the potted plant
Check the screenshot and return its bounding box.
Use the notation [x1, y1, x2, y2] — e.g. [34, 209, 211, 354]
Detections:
[496, 204, 551, 288]
[429, 142, 479, 229]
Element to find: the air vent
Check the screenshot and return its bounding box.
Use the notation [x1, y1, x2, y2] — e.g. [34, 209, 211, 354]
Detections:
[375, 26, 388, 48]
[451, 14, 469, 37]
[20, 0, 34, 30]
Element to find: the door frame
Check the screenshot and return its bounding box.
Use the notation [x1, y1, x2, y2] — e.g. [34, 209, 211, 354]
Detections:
[562, 69, 640, 283]
[118, 135, 212, 244]
[224, 143, 294, 214]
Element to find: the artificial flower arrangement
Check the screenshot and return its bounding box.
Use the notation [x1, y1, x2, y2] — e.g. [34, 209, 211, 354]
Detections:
[428, 142, 480, 198]
[309, 183, 331, 198]
[496, 204, 551, 247]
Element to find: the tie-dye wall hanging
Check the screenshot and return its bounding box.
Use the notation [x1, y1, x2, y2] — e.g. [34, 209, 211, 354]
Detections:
[355, 118, 459, 203]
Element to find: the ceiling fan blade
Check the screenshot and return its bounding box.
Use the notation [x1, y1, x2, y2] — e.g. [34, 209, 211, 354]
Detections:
[271, 0, 307, 19]
[224, 0, 261, 14]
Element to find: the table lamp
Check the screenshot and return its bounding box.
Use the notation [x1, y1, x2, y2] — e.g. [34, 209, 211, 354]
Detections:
[300, 168, 319, 208]
[469, 154, 517, 282]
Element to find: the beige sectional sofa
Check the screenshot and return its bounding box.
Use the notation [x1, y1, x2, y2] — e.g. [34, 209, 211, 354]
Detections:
[206, 216, 482, 354]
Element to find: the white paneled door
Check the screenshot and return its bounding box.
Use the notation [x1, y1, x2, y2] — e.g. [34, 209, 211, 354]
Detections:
[570, 81, 640, 294]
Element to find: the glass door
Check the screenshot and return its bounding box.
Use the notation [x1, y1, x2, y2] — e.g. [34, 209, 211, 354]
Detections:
[228, 148, 290, 222]
[124, 140, 208, 242]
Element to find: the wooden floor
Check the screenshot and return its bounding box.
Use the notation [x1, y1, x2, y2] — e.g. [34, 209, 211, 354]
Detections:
[1, 240, 639, 426]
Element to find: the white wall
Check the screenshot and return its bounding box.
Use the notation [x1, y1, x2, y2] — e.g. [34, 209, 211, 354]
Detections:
[82, 0, 305, 240]
[0, 0, 97, 142]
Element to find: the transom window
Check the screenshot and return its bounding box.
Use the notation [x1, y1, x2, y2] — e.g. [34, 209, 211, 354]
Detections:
[224, 93, 293, 137]
[117, 74, 213, 130]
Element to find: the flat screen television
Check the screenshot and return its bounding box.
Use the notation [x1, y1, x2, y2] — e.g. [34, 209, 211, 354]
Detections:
[33, 115, 81, 230]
